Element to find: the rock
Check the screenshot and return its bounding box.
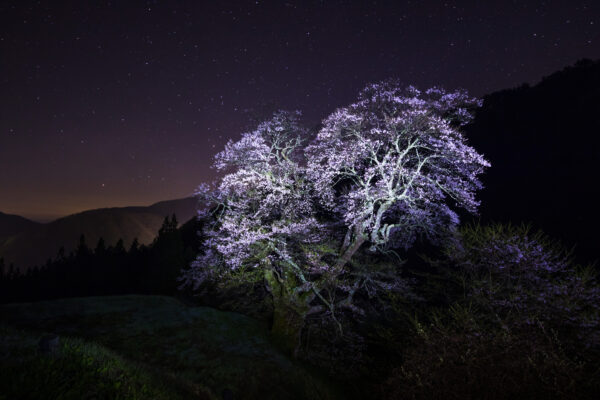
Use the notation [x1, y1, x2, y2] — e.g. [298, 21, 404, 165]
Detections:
[222, 388, 234, 400]
[39, 334, 60, 355]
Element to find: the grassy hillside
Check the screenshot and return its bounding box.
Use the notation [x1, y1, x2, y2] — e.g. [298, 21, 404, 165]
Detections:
[0, 325, 211, 400]
[0, 295, 339, 400]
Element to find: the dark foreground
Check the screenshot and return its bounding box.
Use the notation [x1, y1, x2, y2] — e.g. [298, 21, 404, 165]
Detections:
[0, 295, 340, 400]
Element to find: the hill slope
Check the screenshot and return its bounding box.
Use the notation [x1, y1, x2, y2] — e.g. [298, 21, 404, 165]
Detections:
[0, 295, 339, 400]
[0, 325, 212, 399]
[464, 59, 600, 264]
[0, 197, 197, 271]
[0, 212, 40, 240]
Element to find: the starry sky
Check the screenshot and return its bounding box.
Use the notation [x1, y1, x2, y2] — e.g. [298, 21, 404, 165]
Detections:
[1, 0, 598, 222]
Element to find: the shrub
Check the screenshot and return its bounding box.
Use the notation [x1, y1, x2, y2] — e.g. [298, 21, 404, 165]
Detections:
[382, 305, 595, 400]
[445, 223, 600, 356]
[380, 223, 600, 399]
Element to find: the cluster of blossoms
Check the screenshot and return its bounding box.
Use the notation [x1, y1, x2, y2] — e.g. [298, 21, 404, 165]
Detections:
[306, 83, 489, 257]
[183, 112, 326, 288]
[181, 82, 490, 325]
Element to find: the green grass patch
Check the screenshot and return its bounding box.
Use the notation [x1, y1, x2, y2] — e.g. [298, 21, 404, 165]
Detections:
[0, 295, 339, 400]
[0, 325, 212, 400]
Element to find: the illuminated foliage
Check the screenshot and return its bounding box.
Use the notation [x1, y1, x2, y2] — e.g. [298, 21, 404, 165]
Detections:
[182, 83, 489, 336]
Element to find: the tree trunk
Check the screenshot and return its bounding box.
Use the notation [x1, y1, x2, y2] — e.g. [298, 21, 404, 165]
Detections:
[264, 269, 313, 357]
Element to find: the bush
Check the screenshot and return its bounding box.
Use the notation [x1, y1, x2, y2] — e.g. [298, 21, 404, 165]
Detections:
[380, 223, 600, 399]
[382, 305, 596, 400]
[444, 223, 600, 356]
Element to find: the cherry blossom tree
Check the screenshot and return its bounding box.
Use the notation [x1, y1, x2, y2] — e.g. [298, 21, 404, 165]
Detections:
[306, 82, 490, 272]
[183, 111, 320, 278]
[181, 83, 490, 352]
[181, 111, 336, 349]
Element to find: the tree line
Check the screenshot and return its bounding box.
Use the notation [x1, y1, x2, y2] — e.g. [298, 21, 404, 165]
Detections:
[0, 214, 201, 304]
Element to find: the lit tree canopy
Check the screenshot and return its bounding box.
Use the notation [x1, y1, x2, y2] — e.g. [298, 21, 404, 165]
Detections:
[306, 82, 490, 268]
[185, 111, 325, 287]
[182, 82, 490, 340]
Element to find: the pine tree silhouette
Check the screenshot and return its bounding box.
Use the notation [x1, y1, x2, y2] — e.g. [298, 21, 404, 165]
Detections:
[95, 237, 107, 255]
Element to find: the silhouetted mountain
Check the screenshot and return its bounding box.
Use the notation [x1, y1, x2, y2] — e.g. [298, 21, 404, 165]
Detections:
[0, 197, 198, 271]
[0, 212, 40, 240]
[464, 59, 600, 265]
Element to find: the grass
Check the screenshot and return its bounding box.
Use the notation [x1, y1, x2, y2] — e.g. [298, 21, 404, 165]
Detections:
[0, 325, 209, 400]
[0, 295, 340, 400]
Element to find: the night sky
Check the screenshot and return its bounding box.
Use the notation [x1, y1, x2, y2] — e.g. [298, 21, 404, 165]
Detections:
[1, 1, 598, 222]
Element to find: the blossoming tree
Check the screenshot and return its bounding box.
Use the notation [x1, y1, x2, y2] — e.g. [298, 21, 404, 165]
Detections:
[306, 82, 490, 269]
[181, 83, 489, 352]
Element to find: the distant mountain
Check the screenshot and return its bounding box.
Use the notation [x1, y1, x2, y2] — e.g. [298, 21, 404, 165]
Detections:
[0, 197, 198, 271]
[464, 59, 600, 264]
[0, 212, 40, 240]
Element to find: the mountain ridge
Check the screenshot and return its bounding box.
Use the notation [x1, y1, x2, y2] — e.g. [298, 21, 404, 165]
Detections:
[0, 212, 40, 241]
[0, 197, 198, 271]
[464, 58, 600, 264]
